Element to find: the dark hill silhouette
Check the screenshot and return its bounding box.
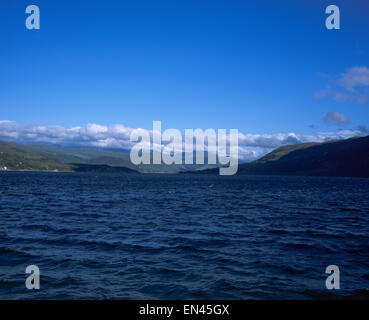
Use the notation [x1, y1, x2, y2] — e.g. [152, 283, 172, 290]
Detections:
[196, 136, 369, 178]
[239, 135, 369, 177]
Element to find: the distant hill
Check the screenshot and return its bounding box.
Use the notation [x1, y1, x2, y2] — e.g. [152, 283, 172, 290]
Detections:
[3, 136, 368, 177]
[17, 144, 137, 169]
[0, 141, 140, 173]
[0, 141, 73, 172]
[0, 141, 215, 174]
[196, 136, 369, 178]
[15, 143, 217, 174]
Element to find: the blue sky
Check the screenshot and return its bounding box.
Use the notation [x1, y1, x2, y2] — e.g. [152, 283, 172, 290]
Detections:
[0, 0, 369, 155]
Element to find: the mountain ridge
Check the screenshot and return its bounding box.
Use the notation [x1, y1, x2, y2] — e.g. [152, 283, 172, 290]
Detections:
[0, 141, 139, 173]
[2, 136, 369, 177]
[197, 135, 369, 177]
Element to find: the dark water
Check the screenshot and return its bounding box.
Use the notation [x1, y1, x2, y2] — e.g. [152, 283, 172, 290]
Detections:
[0, 172, 368, 300]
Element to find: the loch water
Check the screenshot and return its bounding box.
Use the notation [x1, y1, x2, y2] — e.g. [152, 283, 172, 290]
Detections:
[0, 172, 368, 299]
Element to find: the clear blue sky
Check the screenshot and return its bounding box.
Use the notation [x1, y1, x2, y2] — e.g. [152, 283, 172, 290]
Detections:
[1, 0, 369, 134]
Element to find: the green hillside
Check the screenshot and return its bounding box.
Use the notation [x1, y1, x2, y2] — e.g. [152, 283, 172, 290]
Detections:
[16, 144, 216, 173]
[0, 141, 73, 172]
[17, 144, 135, 167]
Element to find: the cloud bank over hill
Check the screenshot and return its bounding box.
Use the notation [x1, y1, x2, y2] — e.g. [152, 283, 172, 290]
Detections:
[0, 120, 366, 162]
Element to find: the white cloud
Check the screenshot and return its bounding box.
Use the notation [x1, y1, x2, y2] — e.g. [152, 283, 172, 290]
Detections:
[238, 133, 301, 148]
[0, 121, 135, 149]
[0, 120, 365, 162]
